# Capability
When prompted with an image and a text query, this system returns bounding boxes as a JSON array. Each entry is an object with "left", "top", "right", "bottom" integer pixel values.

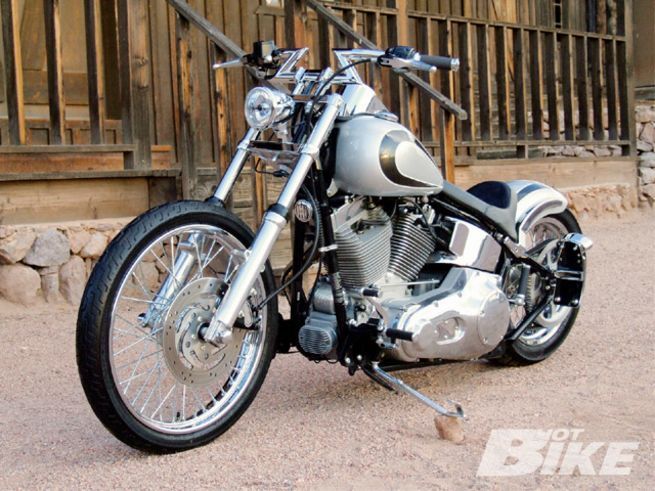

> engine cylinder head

[{"left": 388, "top": 211, "right": 436, "bottom": 281}]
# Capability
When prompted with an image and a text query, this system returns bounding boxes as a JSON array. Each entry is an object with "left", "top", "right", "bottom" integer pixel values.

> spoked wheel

[
  {"left": 77, "top": 201, "right": 278, "bottom": 453},
  {"left": 499, "top": 210, "right": 582, "bottom": 365}
]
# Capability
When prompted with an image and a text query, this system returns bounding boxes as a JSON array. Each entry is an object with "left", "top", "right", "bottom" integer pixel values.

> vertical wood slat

[
  {"left": 543, "top": 31, "right": 559, "bottom": 140},
  {"left": 458, "top": 22, "right": 476, "bottom": 145},
  {"left": 588, "top": 36, "right": 604, "bottom": 140},
  {"left": 438, "top": 19, "right": 456, "bottom": 183},
  {"left": 476, "top": 24, "right": 492, "bottom": 140},
  {"left": 84, "top": 0, "right": 105, "bottom": 144},
  {"left": 494, "top": 26, "right": 510, "bottom": 139},
  {"left": 0, "top": 0, "right": 26, "bottom": 144},
  {"left": 513, "top": 28, "right": 528, "bottom": 152},
  {"left": 575, "top": 35, "right": 590, "bottom": 140},
  {"left": 43, "top": 0, "right": 66, "bottom": 144},
  {"left": 175, "top": 13, "right": 196, "bottom": 199},
  {"left": 604, "top": 39, "right": 618, "bottom": 140},
  {"left": 529, "top": 29, "right": 543, "bottom": 139},
  {"left": 560, "top": 33, "right": 575, "bottom": 141},
  {"left": 286, "top": 0, "right": 307, "bottom": 48},
  {"left": 618, "top": 0, "right": 635, "bottom": 156}
]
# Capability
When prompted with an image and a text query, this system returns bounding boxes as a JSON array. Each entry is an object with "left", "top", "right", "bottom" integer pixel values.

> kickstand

[{"left": 366, "top": 362, "right": 466, "bottom": 420}]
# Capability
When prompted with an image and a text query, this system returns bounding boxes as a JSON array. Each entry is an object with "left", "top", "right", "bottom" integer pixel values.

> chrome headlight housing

[{"left": 244, "top": 87, "right": 294, "bottom": 130}]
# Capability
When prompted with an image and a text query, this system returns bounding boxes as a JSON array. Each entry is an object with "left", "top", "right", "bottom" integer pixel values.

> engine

[{"left": 297, "top": 196, "right": 510, "bottom": 362}]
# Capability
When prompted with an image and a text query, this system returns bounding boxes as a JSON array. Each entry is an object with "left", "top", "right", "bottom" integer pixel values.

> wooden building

[{"left": 0, "top": 0, "right": 642, "bottom": 237}]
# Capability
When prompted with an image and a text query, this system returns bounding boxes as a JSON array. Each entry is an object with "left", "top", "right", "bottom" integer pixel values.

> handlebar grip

[{"left": 419, "top": 55, "right": 460, "bottom": 72}]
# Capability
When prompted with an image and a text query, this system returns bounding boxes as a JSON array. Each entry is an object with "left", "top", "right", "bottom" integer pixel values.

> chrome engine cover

[{"left": 386, "top": 268, "right": 510, "bottom": 362}]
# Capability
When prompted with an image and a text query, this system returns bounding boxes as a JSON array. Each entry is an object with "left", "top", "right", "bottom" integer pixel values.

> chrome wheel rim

[
  {"left": 108, "top": 224, "right": 267, "bottom": 435},
  {"left": 518, "top": 217, "right": 572, "bottom": 347}
]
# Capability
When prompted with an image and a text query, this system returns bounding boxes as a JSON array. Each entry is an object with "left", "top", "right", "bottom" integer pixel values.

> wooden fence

[{"left": 0, "top": 0, "right": 637, "bottom": 231}]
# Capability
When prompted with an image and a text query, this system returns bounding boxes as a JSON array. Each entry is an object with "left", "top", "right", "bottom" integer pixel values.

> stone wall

[
  {"left": 636, "top": 103, "right": 655, "bottom": 205},
  {"left": 0, "top": 219, "right": 130, "bottom": 305}
]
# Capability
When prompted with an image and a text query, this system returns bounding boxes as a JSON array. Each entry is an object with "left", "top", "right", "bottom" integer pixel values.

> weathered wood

[
  {"left": 43, "top": 0, "right": 66, "bottom": 144},
  {"left": 560, "top": 33, "right": 575, "bottom": 141},
  {"left": 175, "top": 12, "right": 197, "bottom": 199},
  {"left": 543, "top": 31, "right": 559, "bottom": 140},
  {"left": 528, "top": 30, "right": 543, "bottom": 139},
  {"left": 476, "top": 24, "right": 492, "bottom": 140},
  {"left": 575, "top": 35, "right": 590, "bottom": 140},
  {"left": 619, "top": 0, "right": 636, "bottom": 156},
  {"left": 458, "top": 22, "right": 476, "bottom": 144},
  {"left": 439, "top": 110, "right": 456, "bottom": 183},
  {"left": 285, "top": 0, "right": 307, "bottom": 48},
  {"left": 494, "top": 26, "right": 510, "bottom": 139},
  {"left": 0, "top": 0, "right": 26, "bottom": 144},
  {"left": 305, "top": 0, "right": 467, "bottom": 119},
  {"left": 0, "top": 144, "right": 134, "bottom": 154},
  {"left": 604, "top": 39, "right": 618, "bottom": 140},
  {"left": 84, "top": 0, "right": 106, "bottom": 144},
  {"left": 588, "top": 37, "right": 604, "bottom": 140},
  {"left": 512, "top": 28, "right": 528, "bottom": 157}
]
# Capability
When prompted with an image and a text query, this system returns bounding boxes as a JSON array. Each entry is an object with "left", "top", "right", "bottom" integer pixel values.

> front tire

[
  {"left": 496, "top": 209, "right": 582, "bottom": 366},
  {"left": 76, "top": 201, "right": 278, "bottom": 453}
]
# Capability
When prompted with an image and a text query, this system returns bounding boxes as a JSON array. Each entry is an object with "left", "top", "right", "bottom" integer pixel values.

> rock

[
  {"left": 637, "top": 139, "right": 653, "bottom": 152},
  {"left": 80, "top": 232, "right": 108, "bottom": 259},
  {"left": 640, "top": 123, "right": 655, "bottom": 145},
  {"left": 0, "top": 229, "right": 36, "bottom": 264},
  {"left": 593, "top": 146, "right": 612, "bottom": 157},
  {"left": 640, "top": 153, "right": 655, "bottom": 167},
  {"left": 574, "top": 146, "right": 595, "bottom": 158},
  {"left": 23, "top": 229, "right": 70, "bottom": 267},
  {"left": 135, "top": 262, "right": 160, "bottom": 292},
  {"left": 67, "top": 229, "right": 91, "bottom": 255},
  {"left": 0, "top": 264, "right": 42, "bottom": 305},
  {"left": 562, "top": 145, "right": 577, "bottom": 157},
  {"left": 40, "top": 266, "right": 61, "bottom": 303},
  {"left": 434, "top": 415, "right": 465, "bottom": 444},
  {"left": 59, "top": 256, "right": 87, "bottom": 305},
  {"left": 636, "top": 105, "right": 655, "bottom": 123},
  {"left": 642, "top": 183, "right": 655, "bottom": 201},
  {"left": 639, "top": 167, "right": 655, "bottom": 185}
]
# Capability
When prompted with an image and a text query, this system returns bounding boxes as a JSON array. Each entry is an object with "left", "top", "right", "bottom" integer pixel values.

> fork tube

[
  {"left": 203, "top": 94, "right": 344, "bottom": 345},
  {"left": 212, "top": 128, "right": 259, "bottom": 203}
]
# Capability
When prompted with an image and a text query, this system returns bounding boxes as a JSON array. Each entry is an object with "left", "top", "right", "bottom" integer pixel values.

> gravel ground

[{"left": 1, "top": 211, "right": 653, "bottom": 490}]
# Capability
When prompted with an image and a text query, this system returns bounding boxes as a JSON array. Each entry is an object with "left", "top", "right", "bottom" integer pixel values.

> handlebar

[{"left": 419, "top": 54, "right": 460, "bottom": 72}]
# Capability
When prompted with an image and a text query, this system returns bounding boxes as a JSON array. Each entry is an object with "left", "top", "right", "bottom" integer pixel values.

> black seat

[{"left": 439, "top": 181, "right": 518, "bottom": 241}]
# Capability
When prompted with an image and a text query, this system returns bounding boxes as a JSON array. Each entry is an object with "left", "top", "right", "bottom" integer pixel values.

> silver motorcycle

[{"left": 76, "top": 41, "right": 592, "bottom": 452}]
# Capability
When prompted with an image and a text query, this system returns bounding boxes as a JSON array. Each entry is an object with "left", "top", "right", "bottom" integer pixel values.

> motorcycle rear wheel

[
  {"left": 76, "top": 201, "right": 278, "bottom": 453},
  {"left": 496, "top": 209, "right": 582, "bottom": 366}
]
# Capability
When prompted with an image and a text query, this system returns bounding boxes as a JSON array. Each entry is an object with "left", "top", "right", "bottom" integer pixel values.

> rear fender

[{"left": 506, "top": 180, "right": 568, "bottom": 247}]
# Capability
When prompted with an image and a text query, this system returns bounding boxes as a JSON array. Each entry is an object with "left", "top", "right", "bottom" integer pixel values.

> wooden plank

[
  {"left": 604, "top": 39, "right": 618, "bottom": 140},
  {"left": 0, "top": 0, "right": 26, "bottom": 144},
  {"left": 458, "top": 22, "right": 475, "bottom": 144},
  {"left": 175, "top": 12, "right": 197, "bottom": 199},
  {"left": 575, "top": 35, "right": 590, "bottom": 140},
  {"left": 84, "top": 0, "right": 106, "bottom": 144},
  {"left": 588, "top": 36, "right": 604, "bottom": 140},
  {"left": 560, "top": 33, "right": 575, "bottom": 141},
  {"left": 494, "top": 26, "right": 510, "bottom": 139},
  {"left": 455, "top": 158, "right": 637, "bottom": 191},
  {"left": 528, "top": 30, "right": 543, "bottom": 139},
  {"left": 618, "top": 0, "right": 636, "bottom": 156},
  {"left": 439, "top": 110, "right": 456, "bottom": 183},
  {"left": 513, "top": 28, "right": 528, "bottom": 157},
  {"left": 0, "top": 178, "right": 151, "bottom": 225},
  {"left": 476, "top": 24, "right": 492, "bottom": 140},
  {"left": 285, "top": 0, "right": 307, "bottom": 48},
  {"left": 43, "top": 0, "right": 66, "bottom": 144},
  {"left": 0, "top": 144, "right": 134, "bottom": 154},
  {"left": 543, "top": 31, "right": 559, "bottom": 140}
]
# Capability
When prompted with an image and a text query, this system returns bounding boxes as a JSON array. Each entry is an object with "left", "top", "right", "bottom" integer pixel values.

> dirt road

[{"left": 1, "top": 212, "right": 653, "bottom": 490}]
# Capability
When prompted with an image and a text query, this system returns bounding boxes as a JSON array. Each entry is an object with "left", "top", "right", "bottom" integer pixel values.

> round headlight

[{"left": 244, "top": 87, "right": 294, "bottom": 130}]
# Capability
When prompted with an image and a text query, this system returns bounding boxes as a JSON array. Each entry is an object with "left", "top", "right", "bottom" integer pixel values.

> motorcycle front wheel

[{"left": 76, "top": 201, "right": 278, "bottom": 453}]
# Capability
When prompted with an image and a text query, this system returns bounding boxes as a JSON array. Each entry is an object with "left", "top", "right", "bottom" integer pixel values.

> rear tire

[
  {"left": 495, "top": 209, "right": 582, "bottom": 366},
  {"left": 76, "top": 201, "right": 278, "bottom": 453}
]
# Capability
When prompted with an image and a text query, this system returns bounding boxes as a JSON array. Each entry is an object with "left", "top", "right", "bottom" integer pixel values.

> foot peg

[{"left": 366, "top": 362, "right": 465, "bottom": 419}]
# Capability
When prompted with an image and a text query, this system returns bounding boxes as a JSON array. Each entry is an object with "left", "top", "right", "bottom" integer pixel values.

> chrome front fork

[{"left": 201, "top": 94, "right": 344, "bottom": 345}]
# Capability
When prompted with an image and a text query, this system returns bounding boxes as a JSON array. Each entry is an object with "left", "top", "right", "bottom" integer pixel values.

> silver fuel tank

[{"left": 332, "top": 114, "right": 443, "bottom": 197}]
